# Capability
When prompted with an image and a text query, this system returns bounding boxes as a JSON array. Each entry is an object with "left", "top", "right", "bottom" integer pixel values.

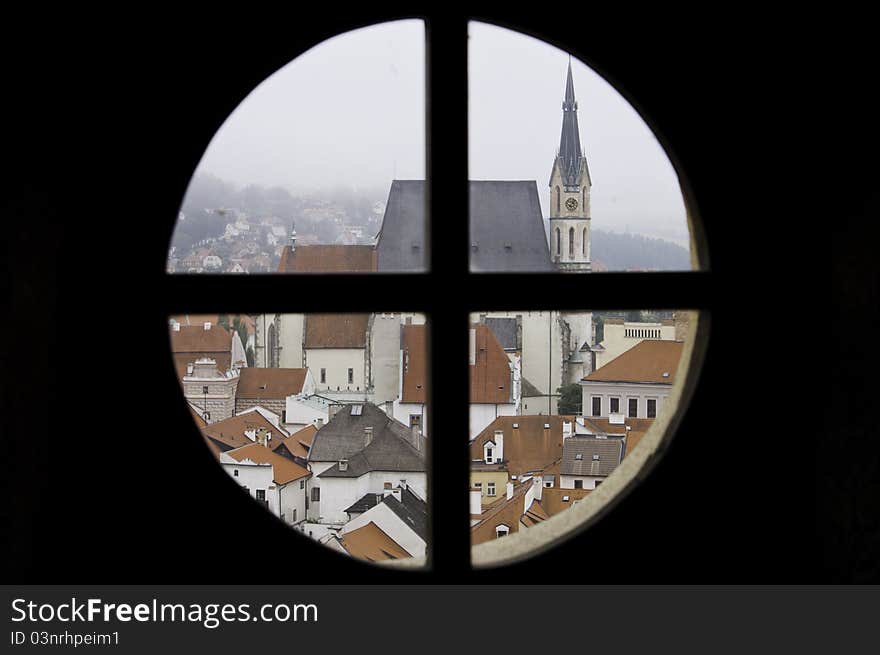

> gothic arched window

[
  {"left": 555, "top": 186, "right": 560, "bottom": 214},
  {"left": 556, "top": 227, "right": 561, "bottom": 256},
  {"left": 583, "top": 228, "right": 587, "bottom": 256},
  {"left": 267, "top": 322, "right": 278, "bottom": 369},
  {"left": 569, "top": 227, "right": 575, "bottom": 258}
]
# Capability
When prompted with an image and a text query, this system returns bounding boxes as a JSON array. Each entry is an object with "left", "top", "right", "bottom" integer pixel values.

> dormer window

[{"left": 495, "top": 524, "right": 510, "bottom": 538}]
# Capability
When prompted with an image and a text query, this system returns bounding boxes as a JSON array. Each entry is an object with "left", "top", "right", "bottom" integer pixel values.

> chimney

[
  {"left": 338, "top": 459, "right": 348, "bottom": 472},
  {"left": 563, "top": 421, "right": 573, "bottom": 439},
  {"left": 470, "top": 489, "right": 482, "bottom": 516},
  {"left": 364, "top": 426, "right": 373, "bottom": 446},
  {"left": 314, "top": 418, "right": 324, "bottom": 428},
  {"left": 391, "top": 487, "right": 402, "bottom": 503},
  {"left": 203, "top": 322, "right": 212, "bottom": 331},
  {"left": 673, "top": 310, "right": 690, "bottom": 342},
  {"left": 186, "top": 363, "right": 194, "bottom": 376},
  {"left": 328, "top": 404, "right": 342, "bottom": 420},
  {"left": 255, "top": 427, "right": 267, "bottom": 447},
  {"left": 534, "top": 477, "right": 543, "bottom": 501},
  {"left": 494, "top": 430, "right": 504, "bottom": 463},
  {"left": 385, "top": 400, "right": 394, "bottom": 416},
  {"left": 506, "top": 481, "right": 514, "bottom": 501}
]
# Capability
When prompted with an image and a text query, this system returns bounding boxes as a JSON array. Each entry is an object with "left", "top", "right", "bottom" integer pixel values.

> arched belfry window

[
  {"left": 166, "top": 16, "right": 707, "bottom": 575},
  {"left": 583, "top": 228, "right": 587, "bottom": 256}
]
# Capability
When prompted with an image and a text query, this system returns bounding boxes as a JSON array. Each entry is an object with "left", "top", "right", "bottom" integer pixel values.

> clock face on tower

[{"left": 565, "top": 197, "right": 578, "bottom": 211}]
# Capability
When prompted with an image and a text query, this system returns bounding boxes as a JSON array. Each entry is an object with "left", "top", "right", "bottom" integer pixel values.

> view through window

[{"left": 165, "top": 18, "right": 705, "bottom": 569}]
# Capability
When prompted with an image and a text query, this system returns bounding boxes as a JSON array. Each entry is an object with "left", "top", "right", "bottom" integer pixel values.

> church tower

[{"left": 549, "top": 60, "right": 592, "bottom": 273}]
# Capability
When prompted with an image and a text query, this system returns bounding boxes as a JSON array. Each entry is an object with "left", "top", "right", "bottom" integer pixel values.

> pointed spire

[{"left": 557, "top": 58, "right": 583, "bottom": 188}]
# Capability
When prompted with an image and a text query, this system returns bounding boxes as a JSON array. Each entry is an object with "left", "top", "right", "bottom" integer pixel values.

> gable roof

[
  {"left": 470, "top": 415, "right": 571, "bottom": 477},
  {"left": 375, "top": 180, "right": 427, "bottom": 272},
  {"left": 310, "top": 403, "right": 426, "bottom": 477},
  {"left": 560, "top": 436, "right": 625, "bottom": 477},
  {"left": 383, "top": 487, "right": 428, "bottom": 542},
  {"left": 374, "top": 180, "right": 554, "bottom": 273},
  {"left": 401, "top": 324, "right": 427, "bottom": 403},
  {"left": 484, "top": 317, "right": 518, "bottom": 351},
  {"left": 170, "top": 324, "right": 233, "bottom": 378},
  {"left": 170, "top": 324, "right": 231, "bottom": 353},
  {"left": 339, "top": 522, "right": 411, "bottom": 562},
  {"left": 304, "top": 313, "right": 369, "bottom": 349},
  {"left": 470, "top": 325, "right": 512, "bottom": 404},
  {"left": 224, "top": 443, "right": 311, "bottom": 485},
  {"left": 277, "top": 244, "right": 377, "bottom": 273},
  {"left": 236, "top": 367, "right": 308, "bottom": 399},
  {"left": 583, "top": 339, "right": 684, "bottom": 384},
  {"left": 201, "top": 410, "right": 287, "bottom": 452},
  {"left": 469, "top": 181, "right": 554, "bottom": 272}
]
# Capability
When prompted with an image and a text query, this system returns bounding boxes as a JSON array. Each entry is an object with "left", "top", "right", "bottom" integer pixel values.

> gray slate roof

[
  {"left": 374, "top": 180, "right": 554, "bottom": 272},
  {"left": 560, "top": 436, "right": 624, "bottom": 477},
  {"left": 375, "top": 180, "right": 428, "bottom": 272},
  {"left": 344, "top": 493, "right": 383, "bottom": 516},
  {"left": 383, "top": 487, "right": 428, "bottom": 541},
  {"left": 521, "top": 377, "right": 544, "bottom": 398},
  {"left": 312, "top": 403, "right": 426, "bottom": 477},
  {"left": 484, "top": 317, "right": 518, "bottom": 351}
]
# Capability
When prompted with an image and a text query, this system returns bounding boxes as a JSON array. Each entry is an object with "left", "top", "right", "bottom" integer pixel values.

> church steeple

[
  {"left": 548, "top": 58, "right": 592, "bottom": 273},
  {"left": 558, "top": 59, "right": 584, "bottom": 189}
]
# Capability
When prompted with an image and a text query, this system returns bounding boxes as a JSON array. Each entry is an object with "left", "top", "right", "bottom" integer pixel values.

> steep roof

[
  {"left": 383, "top": 487, "right": 428, "bottom": 542},
  {"left": 552, "top": 60, "right": 591, "bottom": 189},
  {"left": 560, "top": 436, "right": 624, "bottom": 477},
  {"left": 274, "top": 424, "right": 317, "bottom": 460},
  {"left": 484, "top": 317, "right": 518, "bottom": 351},
  {"left": 310, "top": 403, "right": 426, "bottom": 476},
  {"left": 339, "top": 522, "right": 411, "bottom": 562},
  {"left": 345, "top": 493, "right": 384, "bottom": 516},
  {"left": 304, "top": 313, "right": 369, "bottom": 349},
  {"left": 236, "top": 368, "right": 308, "bottom": 399},
  {"left": 374, "top": 180, "right": 553, "bottom": 273},
  {"left": 375, "top": 180, "right": 427, "bottom": 272},
  {"left": 224, "top": 443, "right": 311, "bottom": 485},
  {"left": 470, "top": 415, "right": 571, "bottom": 477},
  {"left": 170, "top": 324, "right": 231, "bottom": 353},
  {"left": 170, "top": 314, "right": 255, "bottom": 334},
  {"left": 277, "top": 244, "right": 377, "bottom": 273},
  {"left": 401, "top": 324, "right": 427, "bottom": 403},
  {"left": 583, "top": 339, "right": 684, "bottom": 384},
  {"left": 469, "top": 181, "right": 554, "bottom": 271},
  {"left": 470, "top": 325, "right": 513, "bottom": 404}
]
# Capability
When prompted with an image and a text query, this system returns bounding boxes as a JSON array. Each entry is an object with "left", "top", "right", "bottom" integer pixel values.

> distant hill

[{"left": 591, "top": 228, "right": 691, "bottom": 271}]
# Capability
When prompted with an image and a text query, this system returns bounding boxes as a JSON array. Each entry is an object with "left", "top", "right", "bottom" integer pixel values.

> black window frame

[{"left": 166, "top": 14, "right": 711, "bottom": 578}]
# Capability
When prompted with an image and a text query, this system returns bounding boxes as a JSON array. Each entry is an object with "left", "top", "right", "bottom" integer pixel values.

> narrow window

[
  {"left": 233, "top": 469, "right": 239, "bottom": 477},
  {"left": 348, "top": 368, "right": 354, "bottom": 384},
  {"left": 487, "top": 482, "right": 496, "bottom": 496},
  {"left": 647, "top": 398, "right": 657, "bottom": 418},
  {"left": 574, "top": 479, "right": 583, "bottom": 489},
  {"left": 311, "top": 487, "right": 320, "bottom": 502},
  {"left": 300, "top": 480, "right": 305, "bottom": 489},
  {"left": 582, "top": 228, "right": 587, "bottom": 256},
  {"left": 610, "top": 397, "right": 620, "bottom": 414},
  {"left": 628, "top": 398, "right": 638, "bottom": 418},
  {"left": 556, "top": 227, "right": 561, "bottom": 256},
  {"left": 591, "top": 396, "right": 601, "bottom": 417},
  {"left": 555, "top": 186, "right": 560, "bottom": 213},
  {"left": 569, "top": 227, "right": 574, "bottom": 258},
  {"left": 256, "top": 489, "right": 266, "bottom": 501},
  {"left": 320, "top": 368, "right": 326, "bottom": 384}
]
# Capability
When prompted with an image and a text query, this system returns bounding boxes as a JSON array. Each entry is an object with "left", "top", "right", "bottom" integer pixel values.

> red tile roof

[
  {"left": 277, "top": 245, "right": 377, "bottom": 273},
  {"left": 224, "top": 443, "right": 311, "bottom": 485},
  {"left": 236, "top": 368, "right": 308, "bottom": 399},
  {"left": 583, "top": 339, "right": 684, "bottom": 384},
  {"left": 304, "top": 314, "right": 369, "bottom": 349},
  {"left": 470, "top": 325, "right": 512, "bottom": 404}
]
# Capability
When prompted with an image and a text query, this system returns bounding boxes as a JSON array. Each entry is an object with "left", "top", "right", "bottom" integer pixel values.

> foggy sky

[{"left": 193, "top": 20, "right": 688, "bottom": 244}]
